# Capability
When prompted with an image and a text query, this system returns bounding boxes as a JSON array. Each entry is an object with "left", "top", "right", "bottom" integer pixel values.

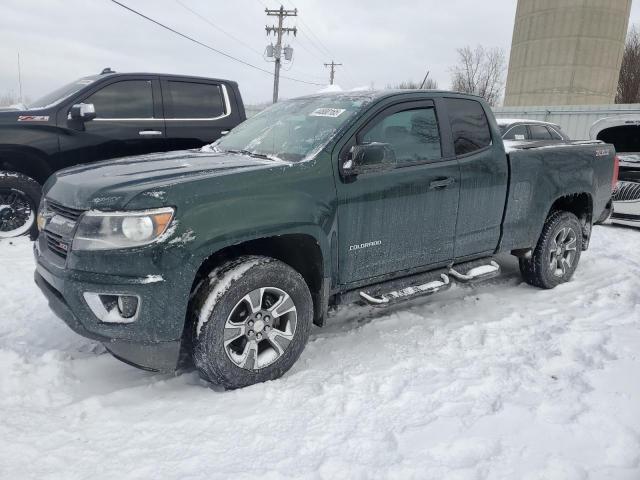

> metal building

[
  {"left": 493, "top": 104, "right": 640, "bottom": 140},
  {"left": 504, "top": 0, "right": 632, "bottom": 107}
]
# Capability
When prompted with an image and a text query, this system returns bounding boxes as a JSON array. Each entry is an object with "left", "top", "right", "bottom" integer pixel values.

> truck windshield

[
  {"left": 28, "top": 77, "right": 97, "bottom": 109},
  {"left": 213, "top": 95, "right": 372, "bottom": 161}
]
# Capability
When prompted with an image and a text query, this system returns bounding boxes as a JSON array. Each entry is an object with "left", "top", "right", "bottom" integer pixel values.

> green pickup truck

[{"left": 34, "top": 90, "right": 617, "bottom": 388}]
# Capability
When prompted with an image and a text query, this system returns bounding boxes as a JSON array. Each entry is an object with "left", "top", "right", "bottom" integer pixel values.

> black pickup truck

[
  {"left": 0, "top": 69, "right": 245, "bottom": 238},
  {"left": 34, "top": 90, "right": 617, "bottom": 389}
]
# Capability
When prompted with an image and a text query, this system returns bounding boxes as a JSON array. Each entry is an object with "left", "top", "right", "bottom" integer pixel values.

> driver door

[
  {"left": 334, "top": 99, "right": 460, "bottom": 285},
  {"left": 59, "top": 78, "right": 166, "bottom": 168}
]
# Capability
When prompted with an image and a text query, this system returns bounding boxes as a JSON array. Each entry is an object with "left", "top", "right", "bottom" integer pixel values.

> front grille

[
  {"left": 47, "top": 201, "right": 84, "bottom": 221},
  {"left": 45, "top": 231, "right": 70, "bottom": 259},
  {"left": 612, "top": 181, "right": 640, "bottom": 202}
]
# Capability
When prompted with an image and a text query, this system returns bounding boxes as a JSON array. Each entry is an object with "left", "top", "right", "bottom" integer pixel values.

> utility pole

[
  {"left": 17, "top": 52, "right": 23, "bottom": 104},
  {"left": 265, "top": 5, "right": 297, "bottom": 103},
  {"left": 324, "top": 61, "right": 342, "bottom": 85},
  {"left": 419, "top": 70, "right": 431, "bottom": 89}
]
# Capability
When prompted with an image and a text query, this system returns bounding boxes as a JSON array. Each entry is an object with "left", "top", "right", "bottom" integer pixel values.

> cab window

[
  {"left": 445, "top": 98, "right": 492, "bottom": 155},
  {"left": 85, "top": 80, "right": 154, "bottom": 119},
  {"left": 361, "top": 107, "right": 442, "bottom": 166},
  {"left": 530, "top": 125, "right": 553, "bottom": 140},
  {"left": 165, "top": 81, "right": 225, "bottom": 119},
  {"left": 503, "top": 125, "right": 529, "bottom": 140}
]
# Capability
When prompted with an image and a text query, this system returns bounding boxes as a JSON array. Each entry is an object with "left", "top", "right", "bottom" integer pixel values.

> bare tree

[
  {"left": 388, "top": 78, "right": 438, "bottom": 90},
  {"left": 0, "top": 91, "right": 19, "bottom": 107},
  {"left": 616, "top": 25, "right": 640, "bottom": 104},
  {"left": 450, "top": 45, "right": 506, "bottom": 106}
]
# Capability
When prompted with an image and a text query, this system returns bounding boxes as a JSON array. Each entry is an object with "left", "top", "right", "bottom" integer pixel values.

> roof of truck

[{"left": 298, "top": 89, "right": 485, "bottom": 101}]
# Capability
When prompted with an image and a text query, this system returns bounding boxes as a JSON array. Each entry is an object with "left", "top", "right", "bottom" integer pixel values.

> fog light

[
  {"left": 83, "top": 292, "right": 141, "bottom": 324},
  {"left": 117, "top": 295, "right": 138, "bottom": 319}
]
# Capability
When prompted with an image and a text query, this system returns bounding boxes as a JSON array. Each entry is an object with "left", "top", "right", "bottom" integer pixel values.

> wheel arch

[
  {"left": 546, "top": 192, "right": 594, "bottom": 250},
  {"left": 0, "top": 146, "right": 53, "bottom": 184},
  {"left": 188, "top": 232, "right": 329, "bottom": 329}
]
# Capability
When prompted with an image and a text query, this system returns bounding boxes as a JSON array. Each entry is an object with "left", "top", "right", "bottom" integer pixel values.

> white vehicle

[{"left": 591, "top": 116, "right": 640, "bottom": 228}]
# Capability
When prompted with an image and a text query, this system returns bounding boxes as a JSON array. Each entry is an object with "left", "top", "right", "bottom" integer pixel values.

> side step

[
  {"left": 353, "top": 258, "right": 500, "bottom": 308},
  {"left": 449, "top": 261, "right": 500, "bottom": 283},
  {"left": 359, "top": 274, "right": 450, "bottom": 306}
]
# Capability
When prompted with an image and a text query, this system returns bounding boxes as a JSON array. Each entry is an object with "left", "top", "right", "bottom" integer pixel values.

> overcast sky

[{"left": 2, "top": 0, "right": 639, "bottom": 105}]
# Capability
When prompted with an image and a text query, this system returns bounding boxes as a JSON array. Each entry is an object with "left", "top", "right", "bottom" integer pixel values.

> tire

[
  {"left": 191, "top": 255, "right": 313, "bottom": 389},
  {"left": 519, "top": 211, "right": 584, "bottom": 289},
  {"left": 0, "top": 172, "right": 41, "bottom": 239}
]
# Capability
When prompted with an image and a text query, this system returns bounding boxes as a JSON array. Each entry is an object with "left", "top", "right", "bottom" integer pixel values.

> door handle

[
  {"left": 138, "top": 130, "right": 163, "bottom": 136},
  {"left": 429, "top": 177, "right": 455, "bottom": 189}
]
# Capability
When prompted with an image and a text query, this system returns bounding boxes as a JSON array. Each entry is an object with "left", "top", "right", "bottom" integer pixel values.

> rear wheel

[
  {"left": 519, "top": 211, "right": 583, "bottom": 289},
  {"left": 191, "top": 256, "right": 313, "bottom": 389},
  {"left": 0, "top": 172, "right": 41, "bottom": 239}
]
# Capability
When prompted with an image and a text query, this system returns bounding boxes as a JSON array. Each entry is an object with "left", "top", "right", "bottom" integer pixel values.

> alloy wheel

[
  {"left": 549, "top": 227, "right": 577, "bottom": 277},
  {"left": 223, "top": 287, "right": 297, "bottom": 370}
]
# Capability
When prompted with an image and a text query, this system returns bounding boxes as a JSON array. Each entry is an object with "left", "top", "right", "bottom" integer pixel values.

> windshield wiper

[{"left": 225, "top": 149, "right": 276, "bottom": 160}]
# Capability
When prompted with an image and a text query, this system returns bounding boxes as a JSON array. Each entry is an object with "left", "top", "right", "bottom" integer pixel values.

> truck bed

[{"left": 500, "top": 141, "right": 615, "bottom": 253}]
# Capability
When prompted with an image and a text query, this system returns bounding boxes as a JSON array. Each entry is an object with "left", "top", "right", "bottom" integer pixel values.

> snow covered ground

[{"left": 1, "top": 226, "right": 639, "bottom": 480}]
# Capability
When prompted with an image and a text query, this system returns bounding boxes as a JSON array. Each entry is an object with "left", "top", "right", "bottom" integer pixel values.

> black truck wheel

[
  {"left": 0, "top": 172, "right": 41, "bottom": 239},
  {"left": 519, "top": 211, "right": 583, "bottom": 289},
  {"left": 191, "top": 255, "right": 313, "bottom": 389}
]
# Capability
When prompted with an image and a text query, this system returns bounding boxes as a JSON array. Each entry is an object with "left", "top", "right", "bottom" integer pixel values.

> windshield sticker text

[{"left": 310, "top": 108, "right": 346, "bottom": 118}]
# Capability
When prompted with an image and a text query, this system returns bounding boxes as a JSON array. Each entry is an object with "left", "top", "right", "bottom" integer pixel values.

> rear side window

[
  {"left": 86, "top": 80, "right": 154, "bottom": 119},
  {"left": 549, "top": 127, "right": 563, "bottom": 140},
  {"left": 503, "top": 125, "right": 528, "bottom": 140},
  {"left": 165, "top": 81, "right": 225, "bottom": 119},
  {"left": 530, "top": 125, "right": 553, "bottom": 140},
  {"left": 445, "top": 98, "right": 492, "bottom": 155}
]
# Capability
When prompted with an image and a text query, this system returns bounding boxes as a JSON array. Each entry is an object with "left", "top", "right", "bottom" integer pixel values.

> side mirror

[
  {"left": 342, "top": 143, "right": 396, "bottom": 176},
  {"left": 69, "top": 103, "right": 96, "bottom": 122}
]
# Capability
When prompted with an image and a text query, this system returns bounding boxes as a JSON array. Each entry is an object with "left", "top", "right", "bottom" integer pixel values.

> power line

[
  {"left": 285, "top": 0, "right": 334, "bottom": 58},
  {"left": 283, "top": 0, "right": 359, "bottom": 86},
  {"left": 109, "top": 0, "right": 324, "bottom": 86},
  {"left": 174, "top": 0, "right": 264, "bottom": 58}
]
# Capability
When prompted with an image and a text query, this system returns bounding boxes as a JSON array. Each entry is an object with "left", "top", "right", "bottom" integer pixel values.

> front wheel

[
  {"left": 0, "top": 172, "right": 41, "bottom": 239},
  {"left": 519, "top": 211, "right": 584, "bottom": 289},
  {"left": 191, "top": 256, "right": 313, "bottom": 389}
]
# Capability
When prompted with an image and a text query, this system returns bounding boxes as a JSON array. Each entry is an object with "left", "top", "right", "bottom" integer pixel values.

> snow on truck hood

[{"left": 45, "top": 149, "right": 288, "bottom": 210}]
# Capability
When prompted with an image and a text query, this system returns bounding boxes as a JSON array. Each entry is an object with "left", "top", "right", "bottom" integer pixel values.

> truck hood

[{"left": 46, "top": 149, "right": 288, "bottom": 210}]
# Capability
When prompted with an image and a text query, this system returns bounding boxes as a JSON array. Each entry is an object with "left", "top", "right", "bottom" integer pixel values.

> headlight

[
  {"left": 37, "top": 198, "right": 46, "bottom": 232},
  {"left": 72, "top": 207, "right": 175, "bottom": 251}
]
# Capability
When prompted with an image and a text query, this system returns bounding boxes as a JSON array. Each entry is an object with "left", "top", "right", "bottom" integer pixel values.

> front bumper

[{"left": 34, "top": 244, "right": 189, "bottom": 373}]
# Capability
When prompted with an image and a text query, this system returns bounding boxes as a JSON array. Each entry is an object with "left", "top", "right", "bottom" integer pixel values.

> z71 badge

[
  {"left": 18, "top": 115, "right": 49, "bottom": 122},
  {"left": 595, "top": 148, "right": 611, "bottom": 157}
]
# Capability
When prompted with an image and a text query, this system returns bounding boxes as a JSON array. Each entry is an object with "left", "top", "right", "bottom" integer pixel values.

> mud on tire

[
  {"left": 190, "top": 255, "right": 313, "bottom": 389},
  {"left": 519, "top": 211, "right": 584, "bottom": 289}
]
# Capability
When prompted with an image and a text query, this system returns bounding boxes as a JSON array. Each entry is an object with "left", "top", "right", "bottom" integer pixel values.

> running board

[
  {"left": 448, "top": 261, "right": 500, "bottom": 283},
  {"left": 359, "top": 274, "right": 450, "bottom": 306}
]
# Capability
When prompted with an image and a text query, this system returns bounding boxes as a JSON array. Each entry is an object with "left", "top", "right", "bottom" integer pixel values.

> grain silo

[{"left": 504, "top": 0, "right": 632, "bottom": 107}]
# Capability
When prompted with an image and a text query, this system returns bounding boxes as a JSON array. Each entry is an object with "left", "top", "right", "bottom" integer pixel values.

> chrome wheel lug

[
  {"left": 248, "top": 320, "right": 254, "bottom": 327},
  {"left": 264, "top": 315, "right": 271, "bottom": 322},
  {"left": 264, "top": 325, "right": 271, "bottom": 332},
  {"left": 255, "top": 313, "right": 262, "bottom": 319},
  {"left": 248, "top": 330, "right": 255, "bottom": 337},
  {"left": 256, "top": 333, "right": 263, "bottom": 340}
]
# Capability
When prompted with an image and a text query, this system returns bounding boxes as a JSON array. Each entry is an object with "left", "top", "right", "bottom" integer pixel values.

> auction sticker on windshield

[{"left": 310, "top": 108, "right": 346, "bottom": 118}]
